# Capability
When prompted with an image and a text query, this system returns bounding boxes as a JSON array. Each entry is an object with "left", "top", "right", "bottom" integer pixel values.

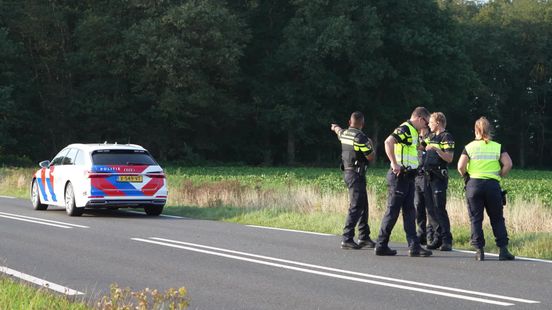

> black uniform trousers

[
  {"left": 342, "top": 170, "right": 370, "bottom": 242},
  {"left": 376, "top": 170, "right": 419, "bottom": 249},
  {"left": 414, "top": 175, "right": 435, "bottom": 241},
  {"left": 424, "top": 172, "right": 452, "bottom": 244},
  {"left": 465, "top": 179, "right": 509, "bottom": 248}
]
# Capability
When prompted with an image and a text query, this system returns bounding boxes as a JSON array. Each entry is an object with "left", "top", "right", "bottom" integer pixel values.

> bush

[
  {"left": 0, "top": 155, "right": 34, "bottom": 167},
  {"left": 95, "top": 283, "right": 190, "bottom": 310}
]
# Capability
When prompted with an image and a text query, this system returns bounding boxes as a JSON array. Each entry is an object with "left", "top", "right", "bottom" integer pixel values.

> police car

[{"left": 30, "top": 143, "right": 167, "bottom": 216}]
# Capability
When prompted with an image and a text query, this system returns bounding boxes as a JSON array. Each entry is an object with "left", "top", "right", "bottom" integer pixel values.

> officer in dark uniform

[
  {"left": 375, "top": 107, "right": 432, "bottom": 257},
  {"left": 414, "top": 126, "right": 434, "bottom": 245},
  {"left": 458, "top": 117, "right": 515, "bottom": 261},
  {"left": 423, "top": 112, "right": 454, "bottom": 251},
  {"left": 331, "top": 111, "right": 375, "bottom": 250}
]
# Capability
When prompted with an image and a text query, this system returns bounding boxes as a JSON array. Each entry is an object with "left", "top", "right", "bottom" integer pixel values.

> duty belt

[
  {"left": 343, "top": 165, "right": 367, "bottom": 174},
  {"left": 424, "top": 166, "right": 449, "bottom": 180},
  {"left": 398, "top": 166, "right": 418, "bottom": 178}
]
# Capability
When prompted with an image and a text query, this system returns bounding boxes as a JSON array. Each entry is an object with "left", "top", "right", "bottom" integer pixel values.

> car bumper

[{"left": 85, "top": 199, "right": 166, "bottom": 208}]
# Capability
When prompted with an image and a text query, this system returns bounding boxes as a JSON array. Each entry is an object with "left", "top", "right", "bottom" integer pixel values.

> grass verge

[
  {"left": 0, "top": 275, "right": 190, "bottom": 309},
  {"left": 0, "top": 276, "right": 89, "bottom": 309},
  {"left": 2, "top": 166, "right": 551, "bottom": 260}
]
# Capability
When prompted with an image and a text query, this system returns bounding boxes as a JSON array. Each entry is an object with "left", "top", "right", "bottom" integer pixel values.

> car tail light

[
  {"left": 146, "top": 172, "right": 165, "bottom": 179},
  {"left": 85, "top": 171, "right": 108, "bottom": 178}
]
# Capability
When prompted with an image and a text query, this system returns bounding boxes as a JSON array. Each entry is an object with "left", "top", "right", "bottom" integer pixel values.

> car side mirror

[{"left": 39, "top": 160, "right": 50, "bottom": 168}]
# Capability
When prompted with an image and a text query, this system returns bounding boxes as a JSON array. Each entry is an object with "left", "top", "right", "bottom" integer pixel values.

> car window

[
  {"left": 92, "top": 150, "right": 157, "bottom": 165},
  {"left": 74, "top": 150, "right": 86, "bottom": 166},
  {"left": 51, "top": 149, "right": 70, "bottom": 166},
  {"left": 62, "top": 148, "right": 78, "bottom": 165}
]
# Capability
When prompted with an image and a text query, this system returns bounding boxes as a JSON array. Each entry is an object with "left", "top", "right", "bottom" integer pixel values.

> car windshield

[{"left": 91, "top": 150, "right": 157, "bottom": 166}]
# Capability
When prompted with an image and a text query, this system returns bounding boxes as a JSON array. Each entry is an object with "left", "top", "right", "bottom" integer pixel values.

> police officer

[
  {"left": 415, "top": 126, "right": 434, "bottom": 245},
  {"left": 423, "top": 112, "right": 454, "bottom": 251},
  {"left": 457, "top": 117, "right": 515, "bottom": 261},
  {"left": 331, "top": 111, "right": 375, "bottom": 250},
  {"left": 375, "top": 107, "right": 432, "bottom": 257}
]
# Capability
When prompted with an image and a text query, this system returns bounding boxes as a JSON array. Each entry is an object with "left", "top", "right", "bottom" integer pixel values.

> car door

[
  {"left": 67, "top": 148, "right": 88, "bottom": 207},
  {"left": 42, "top": 148, "right": 69, "bottom": 205},
  {"left": 54, "top": 148, "right": 78, "bottom": 207}
]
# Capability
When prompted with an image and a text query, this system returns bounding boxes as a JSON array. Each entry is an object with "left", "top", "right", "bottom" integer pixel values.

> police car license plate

[{"left": 118, "top": 175, "right": 143, "bottom": 183}]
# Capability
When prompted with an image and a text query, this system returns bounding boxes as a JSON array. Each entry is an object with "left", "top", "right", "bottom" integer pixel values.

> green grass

[
  {"left": 165, "top": 166, "right": 552, "bottom": 207},
  {"left": 2, "top": 166, "right": 551, "bottom": 259},
  {"left": 0, "top": 276, "right": 89, "bottom": 310}
]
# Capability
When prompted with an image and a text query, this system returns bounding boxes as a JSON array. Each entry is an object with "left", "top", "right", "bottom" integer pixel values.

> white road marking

[
  {"left": 133, "top": 237, "right": 540, "bottom": 306},
  {"left": 0, "top": 195, "right": 16, "bottom": 199},
  {"left": 150, "top": 237, "right": 539, "bottom": 304},
  {"left": 0, "top": 212, "right": 89, "bottom": 229},
  {"left": 453, "top": 249, "right": 552, "bottom": 264},
  {"left": 158, "top": 214, "right": 185, "bottom": 219},
  {"left": 0, "top": 214, "right": 71, "bottom": 228},
  {"left": 124, "top": 210, "right": 185, "bottom": 219},
  {"left": 246, "top": 225, "right": 333, "bottom": 236},
  {"left": 0, "top": 266, "right": 84, "bottom": 296}
]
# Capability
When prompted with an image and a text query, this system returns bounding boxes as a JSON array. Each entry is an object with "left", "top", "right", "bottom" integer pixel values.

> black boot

[
  {"left": 499, "top": 247, "right": 515, "bottom": 261},
  {"left": 475, "top": 248, "right": 484, "bottom": 261},
  {"left": 409, "top": 245, "right": 432, "bottom": 257},
  {"left": 426, "top": 239, "right": 442, "bottom": 250},
  {"left": 375, "top": 246, "right": 397, "bottom": 256},
  {"left": 341, "top": 240, "right": 360, "bottom": 250},
  {"left": 357, "top": 238, "right": 376, "bottom": 249},
  {"left": 439, "top": 243, "right": 452, "bottom": 251}
]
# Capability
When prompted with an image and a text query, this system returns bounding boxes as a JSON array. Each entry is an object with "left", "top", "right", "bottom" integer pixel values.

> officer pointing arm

[
  {"left": 331, "top": 112, "right": 376, "bottom": 250},
  {"left": 331, "top": 123, "right": 374, "bottom": 162}
]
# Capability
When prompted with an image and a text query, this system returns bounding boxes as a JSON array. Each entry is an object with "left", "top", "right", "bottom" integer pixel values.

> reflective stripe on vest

[
  {"left": 465, "top": 140, "right": 501, "bottom": 181},
  {"left": 394, "top": 121, "right": 419, "bottom": 169}
]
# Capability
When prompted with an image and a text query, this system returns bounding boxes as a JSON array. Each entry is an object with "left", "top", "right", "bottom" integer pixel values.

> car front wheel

[
  {"left": 31, "top": 179, "right": 48, "bottom": 210},
  {"left": 65, "top": 183, "right": 83, "bottom": 216}
]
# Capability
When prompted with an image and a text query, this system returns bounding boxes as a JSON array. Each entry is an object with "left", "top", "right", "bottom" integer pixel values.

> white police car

[{"left": 30, "top": 143, "right": 167, "bottom": 216}]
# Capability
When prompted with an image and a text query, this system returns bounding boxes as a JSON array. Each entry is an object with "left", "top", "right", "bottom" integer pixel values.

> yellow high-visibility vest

[
  {"left": 465, "top": 140, "right": 502, "bottom": 181},
  {"left": 394, "top": 121, "right": 419, "bottom": 168}
]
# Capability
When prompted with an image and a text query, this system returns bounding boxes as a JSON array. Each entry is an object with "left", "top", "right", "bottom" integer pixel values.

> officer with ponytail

[{"left": 457, "top": 117, "right": 515, "bottom": 261}]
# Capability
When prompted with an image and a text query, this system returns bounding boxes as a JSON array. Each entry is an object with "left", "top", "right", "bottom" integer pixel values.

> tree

[{"left": 462, "top": 0, "right": 552, "bottom": 167}]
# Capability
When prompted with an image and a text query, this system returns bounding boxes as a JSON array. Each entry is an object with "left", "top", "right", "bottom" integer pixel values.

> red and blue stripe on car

[{"left": 88, "top": 165, "right": 165, "bottom": 197}]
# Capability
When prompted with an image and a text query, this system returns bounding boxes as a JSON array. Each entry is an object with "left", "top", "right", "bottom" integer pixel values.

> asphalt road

[{"left": 0, "top": 197, "right": 550, "bottom": 309}]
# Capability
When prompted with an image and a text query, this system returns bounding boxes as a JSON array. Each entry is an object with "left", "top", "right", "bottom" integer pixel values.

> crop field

[
  {"left": 165, "top": 166, "right": 552, "bottom": 207},
  {"left": 1, "top": 166, "right": 551, "bottom": 259}
]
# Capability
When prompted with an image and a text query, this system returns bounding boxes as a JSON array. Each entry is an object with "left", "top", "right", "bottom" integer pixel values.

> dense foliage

[{"left": 0, "top": 0, "right": 550, "bottom": 168}]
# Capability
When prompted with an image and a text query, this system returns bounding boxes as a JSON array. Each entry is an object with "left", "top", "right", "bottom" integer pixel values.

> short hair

[
  {"left": 411, "top": 106, "right": 430, "bottom": 119},
  {"left": 351, "top": 111, "right": 364, "bottom": 122},
  {"left": 475, "top": 116, "right": 493, "bottom": 143},
  {"left": 430, "top": 112, "right": 447, "bottom": 128}
]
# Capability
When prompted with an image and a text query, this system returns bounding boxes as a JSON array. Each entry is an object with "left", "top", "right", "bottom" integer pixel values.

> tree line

[{"left": 0, "top": 0, "right": 550, "bottom": 168}]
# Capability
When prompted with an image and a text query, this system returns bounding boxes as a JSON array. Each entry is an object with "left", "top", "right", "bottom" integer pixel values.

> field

[{"left": 1, "top": 166, "right": 551, "bottom": 259}]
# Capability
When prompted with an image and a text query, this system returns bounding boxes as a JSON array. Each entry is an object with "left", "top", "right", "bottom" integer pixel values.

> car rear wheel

[
  {"left": 31, "top": 179, "right": 48, "bottom": 210},
  {"left": 144, "top": 205, "right": 163, "bottom": 216},
  {"left": 65, "top": 183, "right": 83, "bottom": 216}
]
